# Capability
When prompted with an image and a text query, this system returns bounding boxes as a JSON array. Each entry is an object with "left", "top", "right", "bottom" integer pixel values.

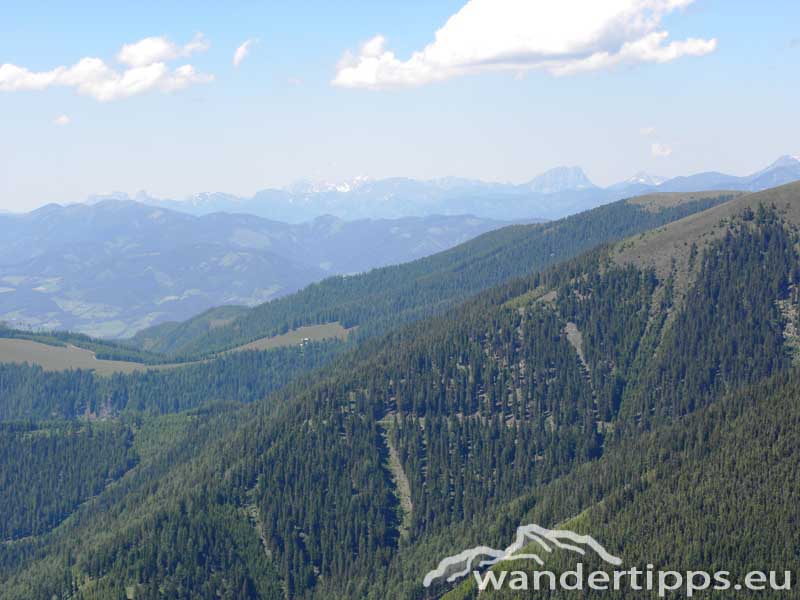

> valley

[
  {"left": 0, "top": 205, "right": 521, "bottom": 338},
  {"left": 3, "top": 7, "right": 796, "bottom": 599},
  {"left": 1, "top": 182, "right": 799, "bottom": 598},
  {"left": 129, "top": 190, "right": 733, "bottom": 359}
]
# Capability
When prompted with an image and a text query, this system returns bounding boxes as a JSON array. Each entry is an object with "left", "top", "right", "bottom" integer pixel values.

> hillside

[
  {"left": 0, "top": 203, "right": 516, "bottom": 337},
  {"left": 130, "top": 191, "right": 736, "bottom": 357},
  {"left": 429, "top": 370, "right": 800, "bottom": 599},
  {"left": 1, "top": 183, "right": 798, "bottom": 599},
  {"left": 0, "top": 190, "right": 734, "bottom": 418},
  {"left": 617, "top": 180, "right": 800, "bottom": 273}
]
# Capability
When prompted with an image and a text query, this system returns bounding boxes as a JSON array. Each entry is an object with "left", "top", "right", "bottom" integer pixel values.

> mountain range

[
  {"left": 1, "top": 181, "right": 799, "bottom": 599},
  {"left": 0, "top": 202, "right": 523, "bottom": 338},
  {"left": 100, "top": 154, "right": 800, "bottom": 222},
  {"left": 3, "top": 155, "right": 797, "bottom": 340},
  {"left": 127, "top": 190, "right": 734, "bottom": 357}
]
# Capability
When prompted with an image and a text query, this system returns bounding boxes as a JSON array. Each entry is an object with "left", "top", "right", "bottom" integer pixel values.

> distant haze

[
  {"left": 1, "top": 3, "right": 799, "bottom": 211},
  {"left": 81, "top": 155, "right": 800, "bottom": 223},
  {"left": 0, "top": 203, "right": 524, "bottom": 337}
]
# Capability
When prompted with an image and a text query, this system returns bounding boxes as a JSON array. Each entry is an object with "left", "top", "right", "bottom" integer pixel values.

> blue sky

[{"left": 1, "top": 0, "right": 798, "bottom": 211}]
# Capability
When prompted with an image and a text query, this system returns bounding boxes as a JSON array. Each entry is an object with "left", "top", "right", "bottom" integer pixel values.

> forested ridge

[
  {"left": 128, "top": 192, "right": 733, "bottom": 358},
  {"left": 0, "top": 192, "right": 728, "bottom": 421},
  {"left": 0, "top": 187, "right": 799, "bottom": 599}
]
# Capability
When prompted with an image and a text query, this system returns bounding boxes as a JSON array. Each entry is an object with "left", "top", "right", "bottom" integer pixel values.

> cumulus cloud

[
  {"left": 651, "top": 142, "right": 673, "bottom": 157},
  {"left": 333, "top": 0, "right": 717, "bottom": 89},
  {"left": 233, "top": 39, "right": 256, "bottom": 68},
  {"left": 0, "top": 34, "right": 212, "bottom": 102},
  {"left": 53, "top": 115, "right": 70, "bottom": 126}
]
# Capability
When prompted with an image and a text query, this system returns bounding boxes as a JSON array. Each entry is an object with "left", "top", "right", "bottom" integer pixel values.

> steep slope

[
  {"left": 424, "top": 370, "right": 800, "bottom": 599},
  {"left": 132, "top": 191, "right": 735, "bottom": 357},
  {"left": 2, "top": 184, "right": 799, "bottom": 599}
]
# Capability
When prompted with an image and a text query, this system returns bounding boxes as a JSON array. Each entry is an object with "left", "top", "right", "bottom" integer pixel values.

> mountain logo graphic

[{"left": 423, "top": 524, "right": 623, "bottom": 588}]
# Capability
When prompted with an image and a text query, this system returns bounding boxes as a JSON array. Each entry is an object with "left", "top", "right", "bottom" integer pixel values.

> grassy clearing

[
  {"left": 0, "top": 322, "right": 352, "bottom": 375},
  {"left": 626, "top": 190, "right": 741, "bottom": 213},
  {"left": 0, "top": 339, "right": 153, "bottom": 376},
  {"left": 224, "top": 322, "right": 352, "bottom": 353},
  {"left": 616, "top": 183, "right": 800, "bottom": 278}
]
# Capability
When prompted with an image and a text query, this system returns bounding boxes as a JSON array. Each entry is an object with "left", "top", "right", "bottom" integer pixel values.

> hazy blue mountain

[
  {"left": 655, "top": 171, "right": 741, "bottom": 192},
  {"left": 630, "top": 155, "right": 800, "bottom": 194},
  {"left": 525, "top": 165, "right": 596, "bottom": 193},
  {"left": 0, "top": 202, "right": 521, "bottom": 338},
  {"left": 139, "top": 170, "right": 602, "bottom": 222},
  {"left": 608, "top": 171, "right": 667, "bottom": 190},
  {"left": 746, "top": 163, "right": 800, "bottom": 190},
  {"left": 750, "top": 154, "right": 800, "bottom": 178},
  {"left": 130, "top": 156, "right": 800, "bottom": 223}
]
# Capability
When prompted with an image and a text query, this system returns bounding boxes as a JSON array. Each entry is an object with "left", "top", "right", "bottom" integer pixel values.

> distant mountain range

[
  {"left": 87, "top": 155, "right": 800, "bottom": 223},
  {"left": 2, "top": 155, "right": 797, "bottom": 338},
  {"left": 608, "top": 171, "right": 668, "bottom": 190},
  {"left": 0, "top": 202, "right": 524, "bottom": 338}
]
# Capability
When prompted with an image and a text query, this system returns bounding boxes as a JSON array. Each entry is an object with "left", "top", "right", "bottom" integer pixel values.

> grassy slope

[
  {"left": 616, "top": 181, "right": 800, "bottom": 275},
  {"left": 228, "top": 322, "right": 351, "bottom": 352},
  {"left": 0, "top": 338, "right": 155, "bottom": 375},
  {"left": 0, "top": 323, "right": 352, "bottom": 375}
]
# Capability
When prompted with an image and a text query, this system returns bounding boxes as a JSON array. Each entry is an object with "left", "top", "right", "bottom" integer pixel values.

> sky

[{"left": 1, "top": 0, "right": 799, "bottom": 211}]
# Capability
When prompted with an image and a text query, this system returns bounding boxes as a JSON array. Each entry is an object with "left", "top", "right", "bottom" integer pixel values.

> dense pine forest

[
  {"left": 1, "top": 184, "right": 799, "bottom": 599},
  {"left": 0, "top": 340, "right": 342, "bottom": 420}
]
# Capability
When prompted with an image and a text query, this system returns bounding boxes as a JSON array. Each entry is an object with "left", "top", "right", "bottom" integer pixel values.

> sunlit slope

[{"left": 617, "top": 181, "right": 800, "bottom": 274}]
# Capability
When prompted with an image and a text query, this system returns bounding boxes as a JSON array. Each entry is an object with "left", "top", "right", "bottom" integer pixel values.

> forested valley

[{"left": 1, "top": 184, "right": 799, "bottom": 598}]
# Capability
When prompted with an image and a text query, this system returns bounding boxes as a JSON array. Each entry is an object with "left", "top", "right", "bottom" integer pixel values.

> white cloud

[
  {"left": 640, "top": 126, "right": 656, "bottom": 136},
  {"left": 0, "top": 34, "right": 212, "bottom": 102},
  {"left": 233, "top": 39, "right": 256, "bottom": 68},
  {"left": 183, "top": 33, "right": 211, "bottom": 56},
  {"left": 117, "top": 33, "right": 209, "bottom": 67},
  {"left": 333, "top": 0, "right": 717, "bottom": 89},
  {"left": 53, "top": 114, "right": 70, "bottom": 126},
  {"left": 118, "top": 37, "right": 175, "bottom": 67},
  {"left": 651, "top": 142, "right": 673, "bottom": 157}
]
